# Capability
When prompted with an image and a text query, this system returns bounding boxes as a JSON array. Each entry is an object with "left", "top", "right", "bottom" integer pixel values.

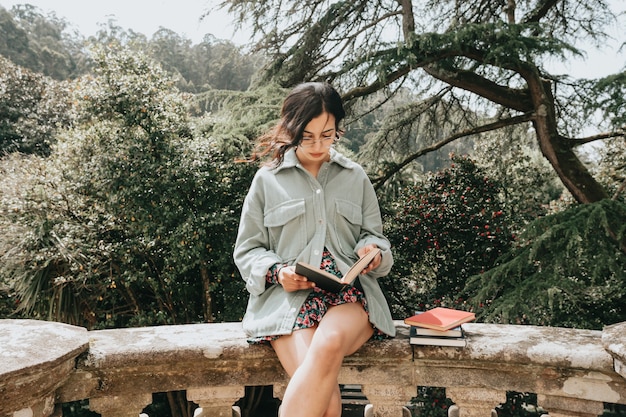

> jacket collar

[{"left": 272, "top": 148, "right": 356, "bottom": 173}]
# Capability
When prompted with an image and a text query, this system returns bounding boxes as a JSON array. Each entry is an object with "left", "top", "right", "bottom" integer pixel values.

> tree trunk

[
  {"left": 522, "top": 68, "right": 609, "bottom": 203},
  {"left": 200, "top": 266, "right": 214, "bottom": 322}
]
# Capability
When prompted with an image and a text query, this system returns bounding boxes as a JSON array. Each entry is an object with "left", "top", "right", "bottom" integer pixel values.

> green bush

[{"left": 383, "top": 154, "right": 515, "bottom": 317}]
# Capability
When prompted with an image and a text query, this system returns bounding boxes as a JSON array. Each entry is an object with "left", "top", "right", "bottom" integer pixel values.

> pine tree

[{"left": 465, "top": 199, "right": 626, "bottom": 329}]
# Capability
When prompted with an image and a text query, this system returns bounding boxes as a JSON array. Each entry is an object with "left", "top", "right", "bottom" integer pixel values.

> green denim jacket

[{"left": 233, "top": 148, "right": 396, "bottom": 338}]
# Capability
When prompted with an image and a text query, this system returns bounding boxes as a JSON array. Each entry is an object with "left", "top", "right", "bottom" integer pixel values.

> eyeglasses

[{"left": 299, "top": 136, "right": 336, "bottom": 148}]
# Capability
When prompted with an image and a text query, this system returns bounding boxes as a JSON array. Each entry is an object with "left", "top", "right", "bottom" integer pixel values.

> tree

[
  {"left": 352, "top": 88, "right": 476, "bottom": 181},
  {"left": 1, "top": 43, "right": 265, "bottom": 417},
  {"left": 0, "top": 45, "right": 256, "bottom": 328},
  {"left": 465, "top": 198, "right": 626, "bottom": 329},
  {"left": 0, "top": 56, "right": 72, "bottom": 155},
  {"left": 221, "top": 0, "right": 625, "bottom": 204},
  {"left": 0, "top": 4, "right": 86, "bottom": 79}
]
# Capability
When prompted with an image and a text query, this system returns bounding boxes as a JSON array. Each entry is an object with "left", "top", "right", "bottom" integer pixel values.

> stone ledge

[
  {"left": 603, "top": 321, "right": 626, "bottom": 379},
  {"left": 2, "top": 319, "right": 626, "bottom": 417},
  {"left": 75, "top": 321, "right": 615, "bottom": 371},
  {"left": 0, "top": 319, "right": 89, "bottom": 415}
]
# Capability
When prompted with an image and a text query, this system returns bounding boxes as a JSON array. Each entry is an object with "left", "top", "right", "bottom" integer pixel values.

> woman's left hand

[{"left": 357, "top": 244, "right": 381, "bottom": 274}]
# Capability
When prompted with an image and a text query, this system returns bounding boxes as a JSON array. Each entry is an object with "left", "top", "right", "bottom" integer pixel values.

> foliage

[
  {"left": 0, "top": 4, "right": 86, "bottom": 79},
  {"left": 591, "top": 136, "right": 626, "bottom": 204},
  {"left": 0, "top": 151, "right": 110, "bottom": 326},
  {"left": 0, "top": 4, "right": 263, "bottom": 97},
  {"left": 495, "top": 392, "right": 545, "bottom": 417},
  {"left": 471, "top": 121, "right": 566, "bottom": 229},
  {"left": 465, "top": 199, "right": 626, "bottom": 329},
  {"left": 585, "top": 72, "right": 626, "bottom": 129},
  {"left": 408, "top": 387, "right": 452, "bottom": 417},
  {"left": 92, "top": 21, "right": 264, "bottom": 94},
  {"left": 383, "top": 155, "right": 515, "bottom": 317},
  {"left": 196, "top": 82, "right": 287, "bottom": 142},
  {"left": 354, "top": 88, "right": 476, "bottom": 192},
  {"left": 224, "top": 0, "right": 624, "bottom": 204},
  {"left": 0, "top": 45, "right": 256, "bottom": 328},
  {"left": 0, "top": 56, "right": 73, "bottom": 156},
  {"left": 409, "top": 389, "right": 545, "bottom": 417}
]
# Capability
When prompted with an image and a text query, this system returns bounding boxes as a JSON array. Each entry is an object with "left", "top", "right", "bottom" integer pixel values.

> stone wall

[{"left": 1, "top": 319, "right": 626, "bottom": 417}]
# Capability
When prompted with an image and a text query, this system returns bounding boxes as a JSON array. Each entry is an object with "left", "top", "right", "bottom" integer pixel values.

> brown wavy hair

[{"left": 245, "top": 82, "right": 346, "bottom": 166}]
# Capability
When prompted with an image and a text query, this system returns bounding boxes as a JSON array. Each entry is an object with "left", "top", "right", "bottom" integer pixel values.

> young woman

[{"left": 233, "top": 82, "right": 395, "bottom": 417}]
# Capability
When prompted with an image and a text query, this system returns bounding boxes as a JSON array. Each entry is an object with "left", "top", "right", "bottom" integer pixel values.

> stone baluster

[
  {"left": 89, "top": 394, "right": 153, "bottom": 417},
  {"left": 538, "top": 395, "right": 604, "bottom": 417},
  {"left": 361, "top": 384, "right": 414, "bottom": 417},
  {"left": 11, "top": 397, "right": 56, "bottom": 417},
  {"left": 187, "top": 386, "right": 245, "bottom": 417},
  {"left": 446, "top": 387, "right": 506, "bottom": 417},
  {"left": 273, "top": 383, "right": 287, "bottom": 402}
]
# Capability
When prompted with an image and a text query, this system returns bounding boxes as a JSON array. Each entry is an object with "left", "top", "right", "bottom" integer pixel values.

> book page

[{"left": 343, "top": 248, "right": 381, "bottom": 283}]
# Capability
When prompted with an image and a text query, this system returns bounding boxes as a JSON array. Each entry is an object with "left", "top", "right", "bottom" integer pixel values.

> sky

[
  {"left": 0, "top": 0, "right": 251, "bottom": 45},
  {"left": 1, "top": 0, "right": 624, "bottom": 79}
]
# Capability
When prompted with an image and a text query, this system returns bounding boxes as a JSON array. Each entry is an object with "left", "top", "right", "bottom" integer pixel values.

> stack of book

[{"left": 404, "top": 307, "right": 476, "bottom": 347}]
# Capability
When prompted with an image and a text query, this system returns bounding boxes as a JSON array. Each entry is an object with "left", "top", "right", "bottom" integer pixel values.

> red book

[{"left": 404, "top": 307, "right": 475, "bottom": 331}]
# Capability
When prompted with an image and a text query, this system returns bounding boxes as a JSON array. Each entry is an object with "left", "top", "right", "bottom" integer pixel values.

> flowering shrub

[{"left": 383, "top": 154, "right": 515, "bottom": 316}]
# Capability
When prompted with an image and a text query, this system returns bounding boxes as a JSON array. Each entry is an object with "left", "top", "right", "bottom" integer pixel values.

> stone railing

[{"left": 2, "top": 319, "right": 626, "bottom": 417}]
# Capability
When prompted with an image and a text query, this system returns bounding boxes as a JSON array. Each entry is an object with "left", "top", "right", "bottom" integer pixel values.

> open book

[{"left": 295, "top": 248, "right": 381, "bottom": 293}]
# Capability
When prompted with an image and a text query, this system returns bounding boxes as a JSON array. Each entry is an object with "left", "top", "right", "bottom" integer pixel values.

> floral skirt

[
  {"left": 249, "top": 285, "right": 386, "bottom": 344},
  {"left": 250, "top": 248, "right": 387, "bottom": 344}
]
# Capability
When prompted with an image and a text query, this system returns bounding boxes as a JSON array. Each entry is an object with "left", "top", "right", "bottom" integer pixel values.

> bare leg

[{"left": 271, "top": 302, "right": 375, "bottom": 417}]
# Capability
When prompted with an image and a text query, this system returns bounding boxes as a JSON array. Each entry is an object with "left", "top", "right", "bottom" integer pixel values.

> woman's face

[{"left": 295, "top": 112, "right": 336, "bottom": 167}]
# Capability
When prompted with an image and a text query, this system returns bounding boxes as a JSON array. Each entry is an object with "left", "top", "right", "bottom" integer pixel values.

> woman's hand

[
  {"left": 278, "top": 266, "right": 316, "bottom": 292},
  {"left": 357, "top": 244, "right": 381, "bottom": 274}
]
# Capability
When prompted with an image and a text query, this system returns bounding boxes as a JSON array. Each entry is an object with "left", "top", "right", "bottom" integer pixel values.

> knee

[{"left": 312, "top": 329, "right": 345, "bottom": 359}]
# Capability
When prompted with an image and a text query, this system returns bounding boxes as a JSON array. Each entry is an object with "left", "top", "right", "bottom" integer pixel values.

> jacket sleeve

[
  {"left": 233, "top": 173, "right": 282, "bottom": 296},
  {"left": 353, "top": 170, "right": 394, "bottom": 279}
]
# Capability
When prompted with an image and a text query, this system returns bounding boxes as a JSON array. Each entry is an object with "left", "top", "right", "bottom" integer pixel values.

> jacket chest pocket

[
  {"left": 264, "top": 199, "right": 307, "bottom": 260},
  {"left": 334, "top": 199, "right": 363, "bottom": 254}
]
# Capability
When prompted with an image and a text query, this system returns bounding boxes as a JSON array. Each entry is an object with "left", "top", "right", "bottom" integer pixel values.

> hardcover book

[
  {"left": 404, "top": 307, "right": 475, "bottom": 332},
  {"left": 411, "top": 321, "right": 463, "bottom": 338},
  {"left": 409, "top": 326, "right": 467, "bottom": 347},
  {"left": 295, "top": 248, "right": 381, "bottom": 293}
]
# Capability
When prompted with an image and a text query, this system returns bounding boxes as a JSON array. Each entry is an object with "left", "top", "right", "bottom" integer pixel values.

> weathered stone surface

[
  {"left": 603, "top": 321, "right": 626, "bottom": 380},
  {"left": 412, "top": 322, "right": 625, "bottom": 404},
  {"left": 58, "top": 322, "right": 289, "bottom": 403},
  {"left": 78, "top": 322, "right": 254, "bottom": 368},
  {"left": 0, "top": 319, "right": 88, "bottom": 415},
  {"left": 414, "top": 323, "right": 612, "bottom": 370},
  {"left": 2, "top": 318, "right": 626, "bottom": 417}
]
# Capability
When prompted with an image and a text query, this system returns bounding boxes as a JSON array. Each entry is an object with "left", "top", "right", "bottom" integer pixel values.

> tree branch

[
  {"left": 396, "top": 0, "right": 415, "bottom": 38},
  {"left": 423, "top": 65, "right": 534, "bottom": 112},
  {"left": 341, "top": 65, "right": 413, "bottom": 102},
  {"left": 563, "top": 130, "right": 626, "bottom": 146},
  {"left": 522, "top": 0, "right": 560, "bottom": 24},
  {"left": 372, "top": 112, "right": 535, "bottom": 189}
]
